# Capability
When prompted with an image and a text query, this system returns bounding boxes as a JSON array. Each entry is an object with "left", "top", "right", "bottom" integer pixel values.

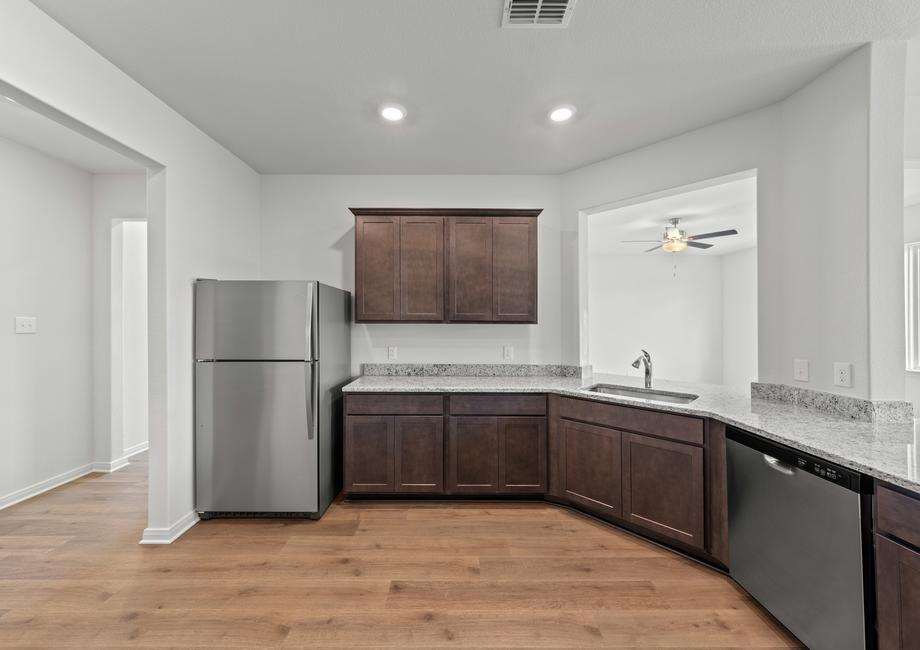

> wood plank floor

[{"left": 0, "top": 455, "right": 801, "bottom": 648}]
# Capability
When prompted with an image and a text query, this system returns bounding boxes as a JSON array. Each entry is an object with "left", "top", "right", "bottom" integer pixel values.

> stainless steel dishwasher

[{"left": 726, "top": 428, "right": 873, "bottom": 650}]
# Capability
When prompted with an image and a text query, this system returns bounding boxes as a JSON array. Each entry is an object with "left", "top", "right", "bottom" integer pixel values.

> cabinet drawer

[
  {"left": 557, "top": 397, "right": 704, "bottom": 446},
  {"left": 346, "top": 394, "right": 444, "bottom": 415},
  {"left": 449, "top": 394, "right": 546, "bottom": 416},
  {"left": 877, "top": 485, "right": 920, "bottom": 549}
]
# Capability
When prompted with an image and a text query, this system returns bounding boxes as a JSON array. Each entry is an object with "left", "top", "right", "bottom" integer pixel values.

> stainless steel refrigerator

[{"left": 194, "top": 280, "right": 351, "bottom": 518}]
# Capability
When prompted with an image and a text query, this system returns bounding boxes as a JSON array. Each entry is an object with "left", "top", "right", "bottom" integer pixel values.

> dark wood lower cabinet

[
  {"left": 344, "top": 415, "right": 395, "bottom": 493},
  {"left": 448, "top": 416, "right": 499, "bottom": 493},
  {"left": 343, "top": 393, "right": 719, "bottom": 565},
  {"left": 558, "top": 419, "right": 622, "bottom": 517},
  {"left": 621, "top": 432, "right": 705, "bottom": 549},
  {"left": 395, "top": 416, "right": 444, "bottom": 493},
  {"left": 498, "top": 416, "right": 546, "bottom": 493},
  {"left": 876, "top": 534, "right": 920, "bottom": 650}
]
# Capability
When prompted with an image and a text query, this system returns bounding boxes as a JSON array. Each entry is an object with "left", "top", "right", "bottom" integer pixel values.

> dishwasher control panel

[{"left": 794, "top": 457, "right": 855, "bottom": 489}]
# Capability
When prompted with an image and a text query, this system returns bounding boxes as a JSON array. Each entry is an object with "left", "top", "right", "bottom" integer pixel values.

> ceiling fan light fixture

[{"left": 662, "top": 239, "right": 688, "bottom": 253}]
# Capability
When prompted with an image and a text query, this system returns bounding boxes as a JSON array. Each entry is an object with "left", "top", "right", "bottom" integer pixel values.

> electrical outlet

[
  {"left": 387, "top": 346, "right": 397, "bottom": 361},
  {"left": 502, "top": 345, "right": 514, "bottom": 361},
  {"left": 834, "top": 362, "right": 852, "bottom": 388},
  {"left": 793, "top": 359, "right": 809, "bottom": 382},
  {"left": 14, "top": 316, "right": 37, "bottom": 334}
]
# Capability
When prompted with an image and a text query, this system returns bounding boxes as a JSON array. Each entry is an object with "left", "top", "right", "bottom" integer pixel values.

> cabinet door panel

[
  {"left": 395, "top": 416, "right": 444, "bottom": 493},
  {"left": 493, "top": 217, "right": 537, "bottom": 322},
  {"left": 622, "top": 432, "right": 704, "bottom": 549},
  {"left": 344, "top": 415, "right": 394, "bottom": 492},
  {"left": 400, "top": 216, "right": 444, "bottom": 321},
  {"left": 560, "top": 419, "right": 622, "bottom": 517},
  {"left": 877, "top": 534, "right": 920, "bottom": 650},
  {"left": 447, "top": 217, "right": 493, "bottom": 321},
  {"left": 448, "top": 416, "right": 498, "bottom": 493},
  {"left": 355, "top": 216, "right": 400, "bottom": 321},
  {"left": 498, "top": 417, "right": 546, "bottom": 493}
]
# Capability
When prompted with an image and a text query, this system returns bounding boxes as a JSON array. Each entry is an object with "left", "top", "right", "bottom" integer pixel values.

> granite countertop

[{"left": 343, "top": 372, "right": 920, "bottom": 495}]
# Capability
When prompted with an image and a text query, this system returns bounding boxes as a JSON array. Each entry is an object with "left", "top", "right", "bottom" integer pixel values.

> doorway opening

[{"left": 110, "top": 218, "right": 148, "bottom": 465}]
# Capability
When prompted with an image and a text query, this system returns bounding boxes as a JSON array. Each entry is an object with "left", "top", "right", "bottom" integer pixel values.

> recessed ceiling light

[
  {"left": 549, "top": 105, "right": 576, "bottom": 123},
  {"left": 2, "top": 95, "right": 18, "bottom": 105},
  {"left": 379, "top": 103, "right": 407, "bottom": 122}
]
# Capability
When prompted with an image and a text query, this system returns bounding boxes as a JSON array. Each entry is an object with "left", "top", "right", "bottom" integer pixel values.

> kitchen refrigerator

[{"left": 194, "top": 280, "right": 351, "bottom": 518}]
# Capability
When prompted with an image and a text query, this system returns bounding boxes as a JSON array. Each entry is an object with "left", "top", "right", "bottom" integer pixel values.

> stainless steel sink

[{"left": 586, "top": 384, "right": 699, "bottom": 404}]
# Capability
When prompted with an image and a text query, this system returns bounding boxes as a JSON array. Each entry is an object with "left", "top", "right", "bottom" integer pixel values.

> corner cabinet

[{"left": 351, "top": 208, "right": 539, "bottom": 323}]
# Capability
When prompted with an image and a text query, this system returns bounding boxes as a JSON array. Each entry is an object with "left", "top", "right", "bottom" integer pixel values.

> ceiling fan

[{"left": 622, "top": 217, "right": 738, "bottom": 253}]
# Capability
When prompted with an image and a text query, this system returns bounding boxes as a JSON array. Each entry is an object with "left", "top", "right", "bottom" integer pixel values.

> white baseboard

[
  {"left": 92, "top": 457, "right": 130, "bottom": 473},
  {"left": 0, "top": 463, "right": 94, "bottom": 511},
  {"left": 92, "top": 441, "right": 148, "bottom": 474},
  {"left": 123, "top": 440, "right": 149, "bottom": 457},
  {"left": 140, "top": 510, "right": 199, "bottom": 545}
]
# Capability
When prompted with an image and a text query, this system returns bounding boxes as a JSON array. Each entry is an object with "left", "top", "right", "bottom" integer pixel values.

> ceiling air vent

[{"left": 502, "top": 0, "right": 577, "bottom": 28}]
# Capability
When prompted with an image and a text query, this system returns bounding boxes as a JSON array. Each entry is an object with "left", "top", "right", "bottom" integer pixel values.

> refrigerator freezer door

[
  {"left": 196, "top": 280, "right": 316, "bottom": 361},
  {"left": 196, "top": 361, "right": 318, "bottom": 513}
]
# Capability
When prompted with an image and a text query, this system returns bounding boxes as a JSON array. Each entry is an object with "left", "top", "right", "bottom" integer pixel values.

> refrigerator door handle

[
  {"left": 306, "top": 282, "right": 318, "bottom": 361},
  {"left": 307, "top": 362, "right": 319, "bottom": 441}
]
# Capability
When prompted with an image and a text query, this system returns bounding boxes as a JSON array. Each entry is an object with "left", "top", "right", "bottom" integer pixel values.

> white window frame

[{"left": 906, "top": 242, "right": 920, "bottom": 371}]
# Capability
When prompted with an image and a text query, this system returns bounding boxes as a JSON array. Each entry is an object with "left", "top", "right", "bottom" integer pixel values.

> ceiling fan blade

[
  {"left": 621, "top": 239, "right": 664, "bottom": 243},
  {"left": 688, "top": 229, "right": 738, "bottom": 240},
  {"left": 686, "top": 241, "right": 714, "bottom": 249},
  {"left": 643, "top": 244, "right": 663, "bottom": 253}
]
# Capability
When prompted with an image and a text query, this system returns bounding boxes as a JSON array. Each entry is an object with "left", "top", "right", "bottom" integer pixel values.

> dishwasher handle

[{"left": 763, "top": 454, "right": 796, "bottom": 476}]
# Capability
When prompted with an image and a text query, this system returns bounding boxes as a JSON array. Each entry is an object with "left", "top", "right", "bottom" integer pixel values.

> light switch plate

[
  {"left": 14, "top": 316, "right": 37, "bottom": 334},
  {"left": 387, "top": 346, "right": 397, "bottom": 361},
  {"left": 793, "top": 359, "right": 809, "bottom": 382},
  {"left": 502, "top": 345, "right": 514, "bottom": 361},
  {"left": 833, "top": 362, "right": 852, "bottom": 388}
]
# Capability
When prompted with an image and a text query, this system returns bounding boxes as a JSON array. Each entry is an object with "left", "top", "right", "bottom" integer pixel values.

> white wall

[
  {"left": 903, "top": 203, "right": 920, "bottom": 411},
  {"left": 120, "top": 221, "right": 148, "bottom": 453},
  {"left": 260, "top": 175, "right": 563, "bottom": 374},
  {"left": 0, "top": 136, "right": 94, "bottom": 505},
  {"left": 721, "top": 248, "right": 758, "bottom": 390},
  {"left": 587, "top": 253, "right": 724, "bottom": 384},
  {"left": 92, "top": 173, "right": 146, "bottom": 467},
  {"left": 0, "top": 0, "right": 262, "bottom": 539},
  {"left": 563, "top": 44, "right": 906, "bottom": 400}
]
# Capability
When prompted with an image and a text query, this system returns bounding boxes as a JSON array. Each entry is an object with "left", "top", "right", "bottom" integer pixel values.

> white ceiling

[
  {"left": 0, "top": 97, "right": 144, "bottom": 173},
  {"left": 31, "top": 0, "right": 920, "bottom": 174},
  {"left": 589, "top": 175, "right": 756, "bottom": 257}
]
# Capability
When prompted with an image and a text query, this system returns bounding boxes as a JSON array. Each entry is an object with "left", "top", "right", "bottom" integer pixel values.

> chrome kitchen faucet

[{"left": 631, "top": 350, "right": 653, "bottom": 389}]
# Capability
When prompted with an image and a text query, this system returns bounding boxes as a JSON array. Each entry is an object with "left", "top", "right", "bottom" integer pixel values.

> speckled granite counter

[{"left": 343, "top": 372, "right": 920, "bottom": 495}]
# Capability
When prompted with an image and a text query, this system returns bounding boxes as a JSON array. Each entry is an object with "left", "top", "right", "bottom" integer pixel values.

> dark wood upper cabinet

[
  {"left": 493, "top": 217, "right": 537, "bottom": 322},
  {"left": 558, "top": 419, "right": 622, "bottom": 518},
  {"left": 351, "top": 208, "right": 539, "bottom": 323},
  {"left": 447, "top": 216, "right": 494, "bottom": 321},
  {"left": 621, "top": 432, "right": 705, "bottom": 549},
  {"left": 447, "top": 416, "right": 499, "bottom": 493},
  {"left": 498, "top": 416, "right": 546, "bottom": 493},
  {"left": 354, "top": 215, "right": 400, "bottom": 321},
  {"left": 399, "top": 216, "right": 444, "bottom": 321},
  {"left": 395, "top": 416, "right": 444, "bottom": 493}
]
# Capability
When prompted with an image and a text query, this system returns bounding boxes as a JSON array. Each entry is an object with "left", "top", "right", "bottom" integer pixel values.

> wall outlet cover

[
  {"left": 793, "top": 358, "right": 809, "bottom": 382},
  {"left": 14, "top": 316, "right": 37, "bottom": 334},
  {"left": 833, "top": 362, "right": 852, "bottom": 388},
  {"left": 502, "top": 345, "right": 514, "bottom": 361},
  {"left": 387, "top": 346, "right": 397, "bottom": 361}
]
